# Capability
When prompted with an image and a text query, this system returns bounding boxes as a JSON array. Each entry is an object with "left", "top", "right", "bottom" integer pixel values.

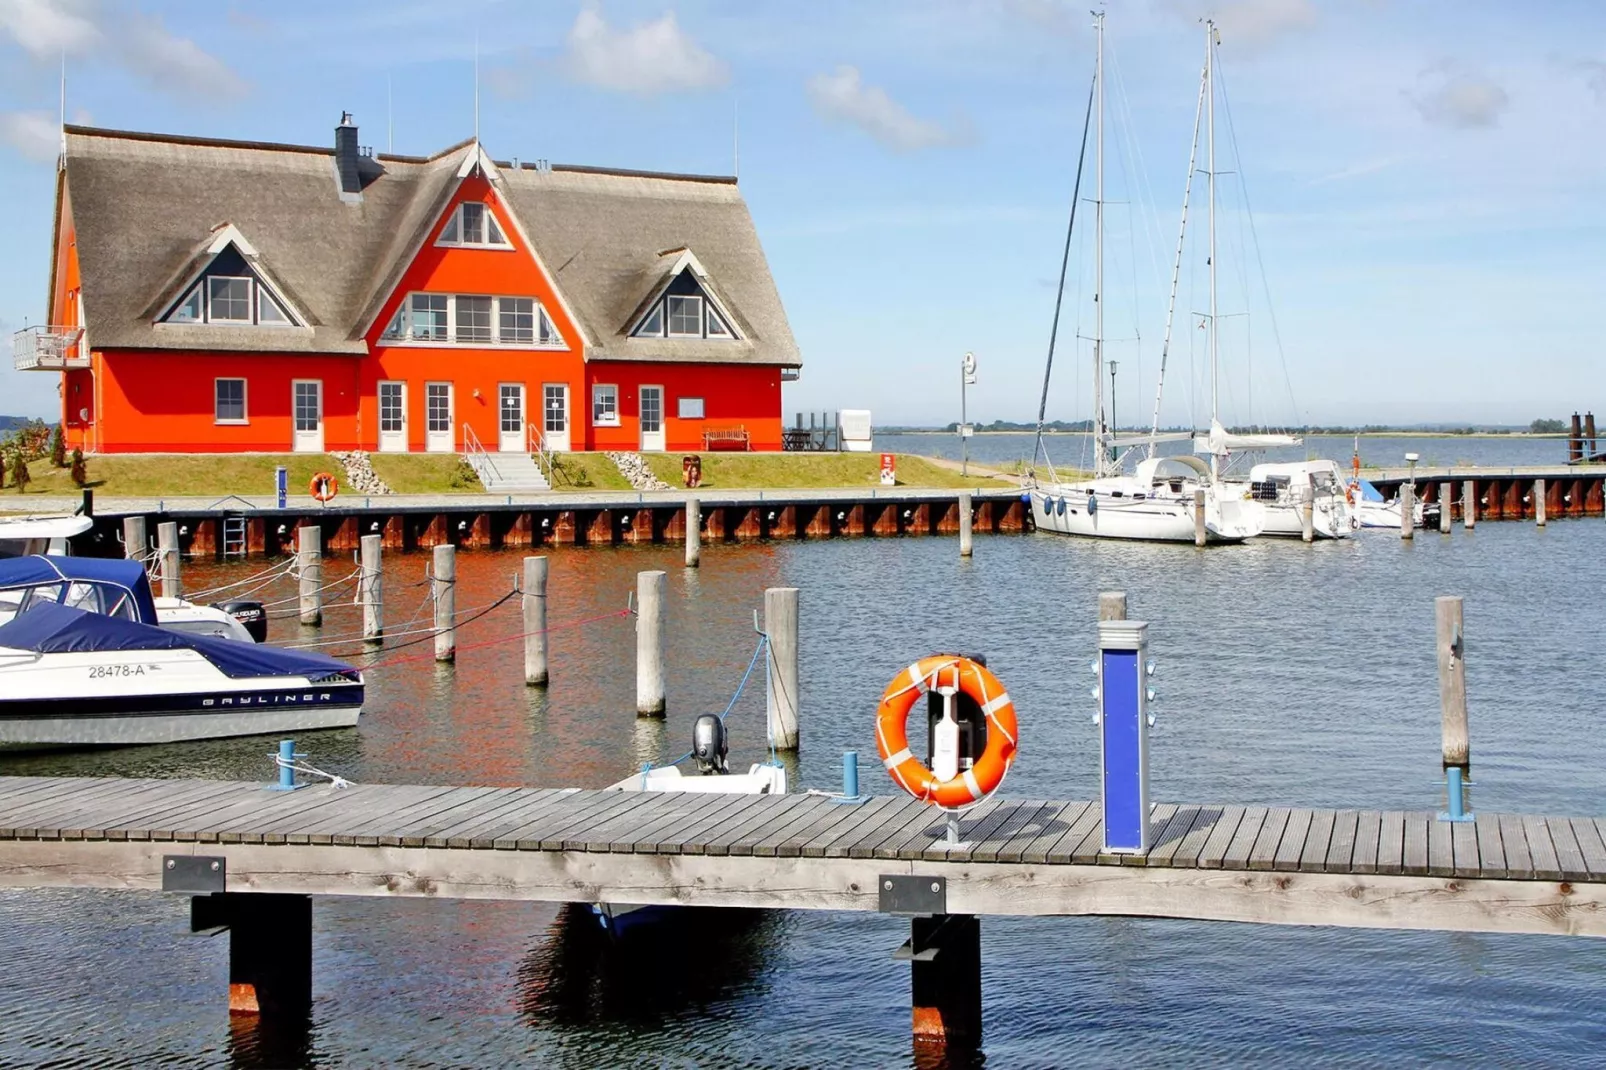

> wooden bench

[{"left": 703, "top": 426, "right": 750, "bottom": 451}]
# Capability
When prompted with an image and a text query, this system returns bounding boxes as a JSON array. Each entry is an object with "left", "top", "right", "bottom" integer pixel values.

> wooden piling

[
  {"left": 685, "top": 498, "right": 701, "bottom": 568},
  {"left": 157, "top": 521, "right": 181, "bottom": 599},
  {"left": 636, "top": 570, "right": 666, "bottom": 716},
  {"left": 360, "top": 534, "right": 382, "bottom": 642},
  {"left": 432, "top": 544, "right": 455, "bottom": 662},
  {"left": 1535, "top": 478, "right": 1546, "bottom": 527},
  {"left": 1300, "top": 473, "right": 1315, "bottom": 543},
  {"left": 958, "top": 493, "right": 973, "bottom": 557},
  {"left": 1463, "top": 480, "right": 1476, "bottom": 530},
  {"left": 1436, "top": 596, "right": 1469, "bottom": 770},
  {"left": 765, "top": 586, "right": 800, "bottom": 750},
  {"left": 1098, "top": 591, "right": 1127, "bottom": 622},
  {"left": 1193, "top": 489, "right": 1206, "bottom": 547},
  {"left": 523, "top": 557, "right": 548, "bottom": 687},
  {"left": 1400, "top": 485, "right": 1414, "bottom": 540},
  {"left": 122, "top": 515, "right": 147, "bottom": 562},
  {"left": 297, "top": 526, "right": 322, "bottom": 626},
  {"left": 1439, "top": 484, "right": 1452, "bottom": 534},
  {"left": 910, "top": 914, "right": 982, "bottom": 1050}
]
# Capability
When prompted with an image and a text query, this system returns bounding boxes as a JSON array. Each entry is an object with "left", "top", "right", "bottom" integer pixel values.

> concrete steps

[{"left": 467, "top": 450, "right": 550, "bottom": 492}]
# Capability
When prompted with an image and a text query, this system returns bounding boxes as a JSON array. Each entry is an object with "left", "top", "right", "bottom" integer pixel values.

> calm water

[
  {"left": 879, "top": 431, "right": 1571, "bottom": 474},
  {"left": 4, "top": 518, "right": 1606, "bottom": 1066}
]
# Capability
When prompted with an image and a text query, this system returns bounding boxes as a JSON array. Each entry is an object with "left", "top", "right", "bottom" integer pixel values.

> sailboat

[{"left": 1029, "top": 12, "right": 1261, "bottom": 543}]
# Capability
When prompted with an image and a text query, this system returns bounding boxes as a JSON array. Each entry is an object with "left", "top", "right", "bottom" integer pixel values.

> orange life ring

[
  {"left": 875, "top": 655, "right": 1018, "bottom": 809},
  {"left": 310, "top": 472, "right": 339, "bottom": 502}
]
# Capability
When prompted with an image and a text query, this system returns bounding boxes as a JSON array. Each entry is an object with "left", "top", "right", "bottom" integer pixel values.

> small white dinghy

[{"left": 593, "top": 714, "right": 786, "bottom": 935}]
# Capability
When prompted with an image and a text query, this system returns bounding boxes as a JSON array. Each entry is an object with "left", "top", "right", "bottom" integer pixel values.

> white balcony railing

[{"left": 13, "top": 325, "right": 87, "bottom": 371}]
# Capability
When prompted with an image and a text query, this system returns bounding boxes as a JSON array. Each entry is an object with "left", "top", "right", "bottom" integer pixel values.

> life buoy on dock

[
  {"left": 876, "top": 656, "right": 1018, "bottom": 808},
  {"left": 310, "top": 472, "right": 339, "bottom": 503}
]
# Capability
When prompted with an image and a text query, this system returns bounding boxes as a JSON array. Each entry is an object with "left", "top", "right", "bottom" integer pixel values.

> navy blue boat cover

[
  {"left": 0, "top": 602, "right": 359, "bottom": 681},
  {"left": 0, "top": 555, "right": 159, "bottom": 623}
]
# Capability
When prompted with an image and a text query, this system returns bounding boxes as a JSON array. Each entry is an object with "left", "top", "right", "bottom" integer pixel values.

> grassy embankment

[{"left": 0, "top": 450, "right": 1005, "bottom": 499}]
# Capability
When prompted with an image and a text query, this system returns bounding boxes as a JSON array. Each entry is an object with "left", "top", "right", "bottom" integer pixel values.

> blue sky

[{"left": 0, "top": 0, "right": 1602, "bottom": 428}]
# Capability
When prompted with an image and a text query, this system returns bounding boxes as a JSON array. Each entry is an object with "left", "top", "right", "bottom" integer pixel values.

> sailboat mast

[
  {"left": 1205, "top": 19, "right": 1219, "bottom": 481},
  {"left": 1092, "top": 10, "right": 1106, "bottom": 474}
]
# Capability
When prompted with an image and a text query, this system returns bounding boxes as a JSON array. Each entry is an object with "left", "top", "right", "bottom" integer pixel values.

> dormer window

[
  {"left": 631, "top": 281, "right": 738, "bottom": 340},
  {"left": 155, "top": 235, "right": 302, "bottom": 328},
  {"left": 437, "top": 202, "right": 510, "bottom": 248}
]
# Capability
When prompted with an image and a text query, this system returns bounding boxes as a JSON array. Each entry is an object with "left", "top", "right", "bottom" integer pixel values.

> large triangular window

[
  {"left": 436, "top": 201, "right": 510, "bottom": 248},
  {"left": 630, "top": 267, "right": 738, "bottom": 340},
  {"left": 157, "top": 240, "right": 301, "bottom": 328}
]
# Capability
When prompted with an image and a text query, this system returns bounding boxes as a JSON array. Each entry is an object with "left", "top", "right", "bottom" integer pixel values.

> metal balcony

[{"left": 13, "top": 325, "right": 87, "bottom": 371}]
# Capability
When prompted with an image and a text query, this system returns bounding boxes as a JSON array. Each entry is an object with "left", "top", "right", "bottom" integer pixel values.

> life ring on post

[
  {"left": 309, "top": 472, "right": 339, "bottom": 503},
  {"left": 875, "top": 655, "right": 1018, "bottom": 808}
]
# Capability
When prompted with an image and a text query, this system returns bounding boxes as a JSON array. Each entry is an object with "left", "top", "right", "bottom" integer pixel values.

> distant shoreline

[{"left": 877, "top": 430, "right": 1571, "bottom": 440}]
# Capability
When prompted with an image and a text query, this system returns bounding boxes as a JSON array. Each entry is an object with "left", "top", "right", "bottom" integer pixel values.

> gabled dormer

[
  {"left": 155, "top": 224, "right": 305, "bottom": 328},
  {"left": 628, "top": 249, "right": 740, "bottom": 340},
  {"left": 435, "top": 201, "right": 510, "bottom": 249}
]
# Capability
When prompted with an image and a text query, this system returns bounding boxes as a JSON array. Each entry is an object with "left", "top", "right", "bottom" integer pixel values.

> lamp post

[{"left": 960, "top": 351, "right": 977, "bottom": 476}]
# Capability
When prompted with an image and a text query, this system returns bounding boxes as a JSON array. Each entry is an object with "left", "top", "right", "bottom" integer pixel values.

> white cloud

[
  {"left": 562, "top": 2, "right": 727, "bottom": 95},
  {"left": 0, "top": 109, "right": 60, "bottom": 161},
  {"left": 0, "top": 0, "right": 246, "bottom": 103},
  {"left": 806, "top": 65, "right": 967, "bottom": 152},
  {"left": 1578, "top": 58, "right": 1606, "bottom": 102},
  {"left": 1411, "top": 66, "right": 1509, "bottom": 129}
]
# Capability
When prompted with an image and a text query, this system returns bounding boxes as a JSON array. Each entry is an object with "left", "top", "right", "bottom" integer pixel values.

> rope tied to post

[{"left": 272, "top": 749, "right": 353, "bottom": 789}]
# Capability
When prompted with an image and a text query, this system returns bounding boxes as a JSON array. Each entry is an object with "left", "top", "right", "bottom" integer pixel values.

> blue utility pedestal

[
  {"left": 275, "top": 466, "right": 288, "bottom": 509},
  {"left": 1097, "top": 619, "right": 1151, "bottom": 854}
]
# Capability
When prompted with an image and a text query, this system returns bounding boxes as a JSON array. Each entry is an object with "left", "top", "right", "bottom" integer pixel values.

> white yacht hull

[
  {"left": 1030, "top": 487, "right": 1260, "bottom": 543},
  {"left": 0, "top": 646, "right": 362, "bottom": 750}
]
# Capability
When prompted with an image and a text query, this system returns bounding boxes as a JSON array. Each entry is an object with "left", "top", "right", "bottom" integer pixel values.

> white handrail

[
  {"left": 462, "top": 422, "right": 502, "bottom": 485},
  {"left": 527, "top": 422, "right": 554, "bottom": 485}
]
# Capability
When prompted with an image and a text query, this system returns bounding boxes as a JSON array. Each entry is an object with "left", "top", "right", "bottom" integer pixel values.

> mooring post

[
  {"left": 432, "top": 544, "right": 456, "bottom": 662},
  {"left": 359, "top": 534, "right": 382, "bottom": 642},
  {"left": 1436, "top": 595, "right": 1472, "bottom": 822},
  {"left": 842, "top": 751, "right": 859, "bottom": 798},
  {"left": 765, "top": 586, "right": 800, "bottom": 750},
  {"left": 1098, "top": 591, "right": 1127, "bottom": 622},
  {"left": 1097, "top": 618, "right": 1152, "bottom": 853},
  {"left": 296, "top": 525, "right": 322, "bottom": 626},
  {"left": 958, "top": 492, "right": 973, "bottom": 557},
  {"left": 1463, "top": 480, "right": 1476, "bottom": 529},
  {"left": 909, "top": 913, "right": 983, "bottom": 1051},
  {"left": 636, "top": 570, "right": 666, "bottom": 716},
  {"left": 122, "top": 515, "right": 147, "bottom": 562},
  {"left": 1400, "top": 484, "right": 1415, "bottom": 540},
  {"left": 1300, "top": 472, "right": 1315, "bottom": 543},
  {"left": 1535, "top": 478, "right": 1546, "bottom": 527},
  {"left": 685, "top": 498, "right": 701, "bottom": 568},
  {"left": 1439, "top": 484, "right": 1452, "bottom": 534},
  {"left": 1193, "top": 488, "right": 1206, "bottom": 547},
  {"left": 157, "top": 521, "right": 181, "bottom": 599},
  {"left": 523, "top": 556, "right": 549, "bottom": 686}
]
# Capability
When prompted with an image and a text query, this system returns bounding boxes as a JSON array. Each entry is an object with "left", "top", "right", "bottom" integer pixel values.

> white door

[
  {"left": 542, "top": 383, "right": 570, "bottom": 452},
  {"left": 640, "top": 385, "right": 665, "bottom": 451},
  {"left": 292, "top": 380, "right": 323, "bottom": 453},
  {"left": 425, "top": 382, "right": 453, "bottom": 453},
  {"left": 498, "top": 383, "right": 525, "bottom": 452},
  {"left": 378, "top": 381, "right": 407, "bottom": 452}
]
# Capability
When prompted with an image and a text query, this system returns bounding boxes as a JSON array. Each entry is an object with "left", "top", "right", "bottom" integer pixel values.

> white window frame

[
  {"left": 206, "top": 276, "right": 254, "bottom": 324},
  {"left": 677, "top": 396, "right": 705, "bottom": 420},
  {"left": 378, "top": 380, "right": 406, "bottom": 434},
  {"left": 434, "top": 201, "right": 512, "bottom": 249},
  {"left": 425, "top": 382, "right": 453, "bottom": 434},
  {"left": 666, "top": 294, "right": 704, "bottom": 338},
  {"left": 454, "top": 295, "right": 494, "bottom": 344},
  {"left": 378, "top": 292, "right": 566, "bottom": 349},
  {"left": 162, "top": 272, "right": 301, "bottom": 328},
  {"left": 214, "top": 378, "right": 248, "bottom": 425},
  {"left": 592, "top": 384, "right": 620, "bottom": 427}
]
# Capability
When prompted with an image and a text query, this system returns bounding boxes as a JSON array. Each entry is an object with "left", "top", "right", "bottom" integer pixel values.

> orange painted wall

[
  {"left": 50, "top": 189, "right": 94, "bottom": 450},
  {"left": 585, "top": 362, "right": 784, "bottom": 452},
  {"left": 360, "top": 174, "right": 585, "bottom": 452}
]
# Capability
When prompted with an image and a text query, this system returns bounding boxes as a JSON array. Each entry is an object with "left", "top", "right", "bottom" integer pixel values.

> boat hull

[
  {"left": 1255, "top": 500, "right": 1353, "bottom": 539},
  {"left": 1030, "top": 488, "right": 1257, "bottom": 543}
]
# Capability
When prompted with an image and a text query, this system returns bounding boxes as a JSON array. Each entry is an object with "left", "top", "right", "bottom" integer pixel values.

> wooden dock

[{"left": 2, "top": 775, "right": 1603, "bottom": 1043}]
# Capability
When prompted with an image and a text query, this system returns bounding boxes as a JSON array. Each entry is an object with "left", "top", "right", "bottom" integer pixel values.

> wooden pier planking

[{"left": 4, "top": 780, "right": 1606, "bottom": 940}]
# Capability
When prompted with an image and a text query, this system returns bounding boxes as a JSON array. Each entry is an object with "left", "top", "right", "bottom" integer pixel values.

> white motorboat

[
  {"left": 0, "top": 555, "right": 362, "bottom": 750},
  {"left": 593, "top": 714, "right": 786, "bottom": 935},
  {"left": 1247, "top": 460, "right": 1354, "bottom": 539},
  {"left": 1032, "top": 456, "right": 1262, "bottom": 542},
  {"left": 0, "top": 513, "right": 92, "bottom": 557},
  {"left": 1347, "top": 477, "right": 1434, "bottom": 530}
]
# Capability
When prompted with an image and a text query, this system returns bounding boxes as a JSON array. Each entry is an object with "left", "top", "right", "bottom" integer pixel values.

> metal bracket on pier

[
  {"left": 163, "top": 855, "right": 226, "bottom": 893},
  {"left": 879, "top": 874, "right": 947, "bottom": 916}
]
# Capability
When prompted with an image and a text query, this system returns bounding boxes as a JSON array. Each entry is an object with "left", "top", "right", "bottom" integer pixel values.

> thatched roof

[{"left": 60, "top": 125, "right": 800, "bottom": 367}]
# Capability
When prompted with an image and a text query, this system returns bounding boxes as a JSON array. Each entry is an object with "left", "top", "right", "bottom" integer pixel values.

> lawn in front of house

[{"left": 639, "top": 451, "right": 998, "bottom": 490}]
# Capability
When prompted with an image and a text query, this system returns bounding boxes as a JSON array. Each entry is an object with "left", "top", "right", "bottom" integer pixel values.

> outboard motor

[
  {"left": 214, "top": 600, "right": 267, "bottom": 643},
  {"left": 692, "top": 714, "right": 729, "bottom": 775}
]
